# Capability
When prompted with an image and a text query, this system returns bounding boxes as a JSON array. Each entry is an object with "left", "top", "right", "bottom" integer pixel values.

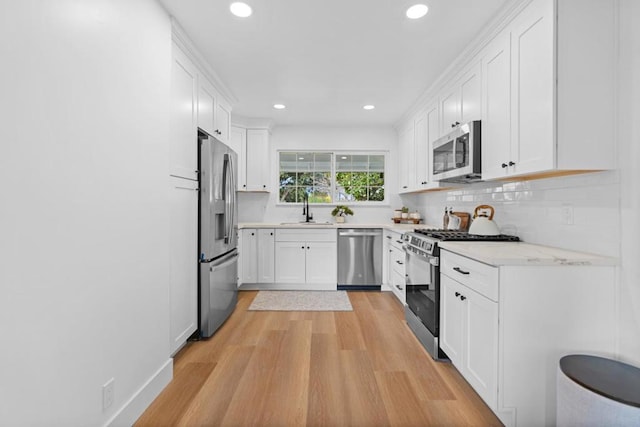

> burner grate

[{"left": 414, "top": 228, "right": 520, "bottom": 242}]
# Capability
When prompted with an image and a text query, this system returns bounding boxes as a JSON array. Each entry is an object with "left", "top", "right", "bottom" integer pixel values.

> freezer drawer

[
  {"left": 337, "top": 228, "right": 382, "bottom": 288},
  {"left": 199, "top": 249, "right": 238, "bottom": 338}
]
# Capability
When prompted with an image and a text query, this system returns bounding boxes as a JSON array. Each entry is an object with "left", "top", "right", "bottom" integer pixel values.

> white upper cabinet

[
  {"left": 245, "top": 129, "right": 270, "bottom": 192},
  {"left": 197, "top": 76, "right": 216, "bottom": 137},
  {"left": 440, "top": 62, "right": 482, "bottom": 134},
  {"left": 170, "top": 42, "right": 198, "bottom": 181},
  {"left": 481, "top": 33, "right": 512, "bottom": 180},
  {"left": 214, "top": 93, "right": 232, "bottom": 145},
  {"left": 414, "top": 110, "right": 429, "bottom": 189},
  {"left": 481, "top": 0, "right": 616, "bottom": 180},
  {"left": 397, "top": 122, "right": 414, "bottom": 193},
  {"left": 230, "top": 126, "right": 247, "bottom": 190},
  {"left": 171, "top": 38, "right": 233, "bottom": 180}
]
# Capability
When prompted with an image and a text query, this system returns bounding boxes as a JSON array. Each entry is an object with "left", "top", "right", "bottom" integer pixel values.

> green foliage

[
  {"left": 331, "top": 205, "right": 354, "bottom": 217},
  {"left": 401, "top": 206, "right": 409, "bottom": 213}
]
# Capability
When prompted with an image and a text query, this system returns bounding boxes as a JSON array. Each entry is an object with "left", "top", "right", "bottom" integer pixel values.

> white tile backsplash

[{"left": 406, "top": 170, "right": 620, "bottom": 257}]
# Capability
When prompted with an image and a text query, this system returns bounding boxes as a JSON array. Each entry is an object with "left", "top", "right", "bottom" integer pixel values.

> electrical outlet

[
  {"left": 561, "top": 205, "right": 574, "bottom": 225},
  {"left": 103, "top": 378, "right": 115, "bottom": 410}
]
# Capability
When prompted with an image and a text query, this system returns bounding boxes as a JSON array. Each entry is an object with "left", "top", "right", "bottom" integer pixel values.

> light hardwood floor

[{"left": 135, "top": 291, "right": 502, "bottom": 426}]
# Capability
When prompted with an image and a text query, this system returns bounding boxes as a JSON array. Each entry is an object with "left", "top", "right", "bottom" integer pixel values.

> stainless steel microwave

[{"left": 431, "top": 120, "right": 481, "bottom": 182}]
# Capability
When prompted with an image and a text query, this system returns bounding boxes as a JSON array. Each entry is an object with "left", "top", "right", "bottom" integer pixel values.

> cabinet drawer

[
  {"left": 441, "top": 250, "right": 498, "bottom": 301},
  {"left": 390, "top": 248, "right": 405, "bottom": 276},
  {"left": 275, "top": 228, "right": 337, "bottom": 242}
]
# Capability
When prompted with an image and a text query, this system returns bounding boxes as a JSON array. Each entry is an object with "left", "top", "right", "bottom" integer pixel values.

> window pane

[
  {"left": 369, "top": 187, "right": 385, "bottom": 201},
  {"left": 336, "top": 154, "right": 352, "bottom": 171},
  {"left": 298, "top": 172, "right": 313, "bottom": 186},
  {"left": 297, "top": 153, "right": 313, "bottom": 172},
  {"left": 310, "top": 187, "right": 331, "bottom": 203},
  {"left": 368, "top": 172, "right": 384, "bottom": 186},
  {"left": 314, "top": 172, "right": 331, "bottom": 186},
  {"left": 280, "top": 172, "right": 296, "bottom": 187},
  {"left": 280, "top": 152, "right": 297, "bottom": 172},
  {"left": 351, "top": 155, "right": 369, "bottom": 172},
  {"left": 279, "top": 186, "right": 297, "bottom": 202},
  {"left": 369, "top": 155, "right": 385, "bottom": 172},
  {"left": 314, "top": 153, "right": 331, "bottom": 171}
]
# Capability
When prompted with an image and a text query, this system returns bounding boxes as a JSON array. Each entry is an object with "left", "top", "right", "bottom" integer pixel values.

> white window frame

[{"left": 276, "top": 150, "right": 389, "bottom": 206}]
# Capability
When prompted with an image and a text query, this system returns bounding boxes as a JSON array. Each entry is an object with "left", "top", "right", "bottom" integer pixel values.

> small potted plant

[
  {"left": 331, "top": 205, "right": 354, "bottom": 223},
  {"left": 401, "top": 206, "right": 409, "bottom": 219}
]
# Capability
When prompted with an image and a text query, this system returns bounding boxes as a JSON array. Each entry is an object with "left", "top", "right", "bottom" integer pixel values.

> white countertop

[
  {"left": 239, "top": 222, "right": 438, "bottom": 234},
  {"left": 439, "top": 241, "right": 618, "bottom": 267}
]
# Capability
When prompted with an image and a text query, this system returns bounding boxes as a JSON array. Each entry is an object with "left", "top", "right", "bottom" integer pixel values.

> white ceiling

[{"left": 158, "top": 0, "right": 510, "bottom": 127}]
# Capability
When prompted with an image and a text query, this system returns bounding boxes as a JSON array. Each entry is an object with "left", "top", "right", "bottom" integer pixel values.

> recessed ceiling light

[
  {"left": 406, "top": 4, "right": 429, "bottom": 19},
  {"left": 273, "top": 104, "right": 286, "bottom": 109},
  {"left": 230, "top": 2, "right": 252, "bottom": 18},
  {"left": 363, "top": 105, "right": 375, "bottom": 110},
  {"left": 341, "top": 156, "right": 348, "bottom": 159}
]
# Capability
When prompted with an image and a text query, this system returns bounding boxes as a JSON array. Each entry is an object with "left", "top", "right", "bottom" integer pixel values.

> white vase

[
  {"left": 401, "top": 212, "right": 409, "bottom": 219},
  {"left": 335, "top": 216, "right": 345, "bottom": 223}
]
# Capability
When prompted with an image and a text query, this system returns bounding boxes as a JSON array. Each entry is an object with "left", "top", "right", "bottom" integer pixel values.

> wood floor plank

[
  {"left": 307, "top": 333, "right": 348, "bottom": 426},
  {"left": 174, "top": 345, "right": 256, "bottom": 427},
  {"left": 334, "top": 311, "right": 367, "bottom": 350},
  {"left": 375, "top": 370, "right": 435, "bottom": 427},
  {"left": 258, "top": 320, "right": 312, "bottom": 426},
  {"left": 134, "top": 362, "right": 215, "bottom": 427},
  {"left": 339, "top": 349, "right": 391, "bottom": 426}
]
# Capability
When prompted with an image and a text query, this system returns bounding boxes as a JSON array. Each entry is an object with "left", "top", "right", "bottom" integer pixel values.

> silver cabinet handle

[{"left": 396, "top": 260, "right": 403, "bottom": 265}]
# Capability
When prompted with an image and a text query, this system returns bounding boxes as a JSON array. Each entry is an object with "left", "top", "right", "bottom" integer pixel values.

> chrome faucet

[{"left": 302, "top": 193, "right": 313, "bottom": 222}]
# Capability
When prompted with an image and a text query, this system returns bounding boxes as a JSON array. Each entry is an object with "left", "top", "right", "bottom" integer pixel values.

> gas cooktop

[{"left": 414, "top": 229, "right": 520, "bottom": 242}]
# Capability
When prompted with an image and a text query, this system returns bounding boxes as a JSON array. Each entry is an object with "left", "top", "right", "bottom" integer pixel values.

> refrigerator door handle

[
  {"left": 229, "top": 154, "right": 236, "bottom": 239},
  {"left": 223, "top": 153, "right": 232, "bottom": 245}
]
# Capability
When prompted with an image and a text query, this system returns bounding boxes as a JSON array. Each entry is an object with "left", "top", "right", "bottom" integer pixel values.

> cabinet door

[
  {"left": 215, "top": 94, "right": 232, "bottom": 145},
  {"left": 414, "top": 111, "right": 429, "bottom": 188},
  {"left": 240, "top": 229, "right": 257, "bottom": 283},
  {"left": 426, "top": 103, "right": 440, "bottom": 182},
  {"left": 246, "top": 129, "right": 270, "bottom": 191},
  {"left": 230, "top": 126, "right": 247, "bottom": 191},
  {"left": 257, "top": 229, "right": 275, "bottom": 283},
  {"left": 397, "top": 123, "right": 414, "bottom": 192},
  {"left": 510, "top": 0, "right": 555, "bottom": 175},
  {"left": 275, "top": 241, "right": 306, "bottom": 283},
  {"left": 439, "top": 275, "right": 464, "bottom": 367},
  {"left": 460, "top": 63, "right": 481, "bottom": 124},
  {"left": 440, "top": 86, "right": 460, "bottom": 132},
  {"left": 170, "top": 43, "right": 198, "bottom": 181},
  {"left": 464, "top": 288, "right": 499, "bottom": 409},
  {"left": 197, "top": 77, "right": 216, "bottom": 137},
  {"left": 169, "top": 177, "right": 199, "bottom": 353},
  {"left": 305, "top": 242, "right": 337, "bottom": 284},
  {"left": 482, "top": 33, "right": 512, "bottom": 180}
]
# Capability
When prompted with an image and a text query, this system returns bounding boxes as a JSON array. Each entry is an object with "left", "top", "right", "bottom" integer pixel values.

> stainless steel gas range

[{"left": 402, "top": 229, "right": 519, "bottom": 360}]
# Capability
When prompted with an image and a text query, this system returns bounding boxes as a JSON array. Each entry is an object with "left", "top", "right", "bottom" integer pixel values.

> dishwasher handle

[{"left": 338, "top": 230, "right": 382, "bottom": 237}]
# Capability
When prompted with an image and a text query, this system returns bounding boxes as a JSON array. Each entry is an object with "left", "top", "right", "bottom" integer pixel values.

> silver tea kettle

[{"left": 468, "top": 204, "right": 500, "bottom": 236}]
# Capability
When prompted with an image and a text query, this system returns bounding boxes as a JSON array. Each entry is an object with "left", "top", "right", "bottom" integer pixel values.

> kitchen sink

[{"left": 279, "top": 221, "right": 334, "bottom": 226}]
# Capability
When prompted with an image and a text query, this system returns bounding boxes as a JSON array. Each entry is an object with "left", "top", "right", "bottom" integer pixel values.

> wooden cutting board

[{"left": 451, "top": 212, "right": 470, "bottom": 231}]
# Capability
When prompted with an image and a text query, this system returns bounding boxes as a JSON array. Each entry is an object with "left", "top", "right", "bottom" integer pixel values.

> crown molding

[{"left": 170, "top": 17, "right": 238, "bottom": 105}]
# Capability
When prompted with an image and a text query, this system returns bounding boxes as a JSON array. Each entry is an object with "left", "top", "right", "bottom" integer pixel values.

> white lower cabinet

[
  {"left": 169, "top": 176, "right": 198, "bottom": 354},
  {"left": 274, "top": 229, "right": 337, "bottom": 289},
  {"left": 439, "top": 249, "right": 616, "bottom": 427},
  {"left": 440, "top": 274, "right": 498, "bottom": 409},
  {"left": 239, "top": 228, "right": 274, "bottom": 285},
  {"left": 383, "top": 230, "right": 405, "bottom": 304},
  {"left": 241, "top": 228, "right": 336, "bottom": 290}
]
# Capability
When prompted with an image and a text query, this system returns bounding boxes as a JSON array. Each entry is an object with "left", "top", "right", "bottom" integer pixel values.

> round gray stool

[{"left": 557, "top": 354, "right": 640, "bottom": 426}]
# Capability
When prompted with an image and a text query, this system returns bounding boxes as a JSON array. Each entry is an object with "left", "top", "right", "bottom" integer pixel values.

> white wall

[
  {"left": 0, "top": 1, "right": 172, "bottom": 425},
  {"left": 405, "top": 0, "right": 640, "bottom": 365},
  {"left": 616, "top": 0, "right": 640, "bottom": 366},
  {"left": 238, "top": 125, "right": 402, "bottom": 224}
]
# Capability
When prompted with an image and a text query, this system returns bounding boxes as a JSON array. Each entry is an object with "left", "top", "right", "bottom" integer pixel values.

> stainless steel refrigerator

[{"left": 198, "top": 130, "right": 238, "bottom": 338}]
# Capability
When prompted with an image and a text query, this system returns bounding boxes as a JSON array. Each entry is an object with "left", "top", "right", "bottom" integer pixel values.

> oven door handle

[{"left": 403, "top": 246, "right": 439, "bottom": 266}]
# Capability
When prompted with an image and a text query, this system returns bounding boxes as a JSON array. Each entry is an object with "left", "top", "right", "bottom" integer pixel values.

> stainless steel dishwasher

[{"left": 337, "top": 228, "right": 382, "bottom": 290}]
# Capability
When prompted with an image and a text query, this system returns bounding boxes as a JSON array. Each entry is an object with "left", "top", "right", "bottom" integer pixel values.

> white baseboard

[{"left": 105, "top": 358, "right": 173, "bottom": 427}]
